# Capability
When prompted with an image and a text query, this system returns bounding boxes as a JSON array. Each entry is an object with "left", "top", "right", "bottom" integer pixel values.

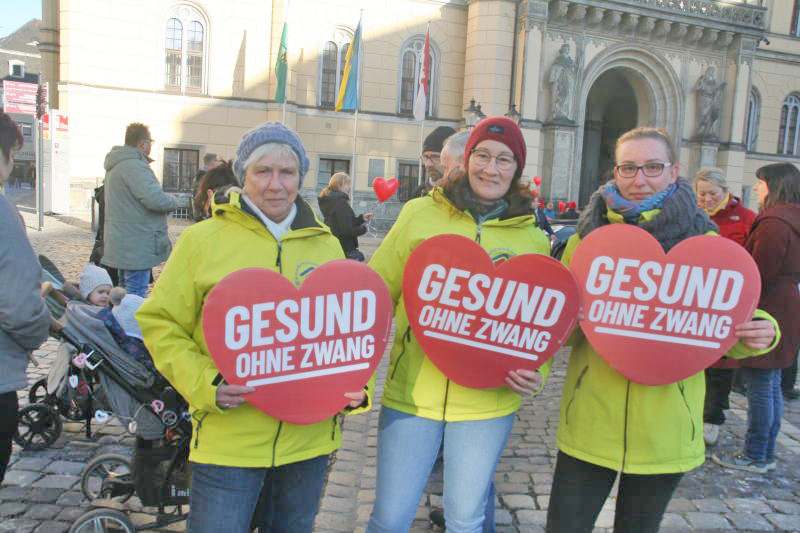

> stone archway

[
  {"left": 580, "top": 69, "right": 639, "bottom": 205},
  {"left": 571, "top": 45, "right": 683, "bottom": 205}
]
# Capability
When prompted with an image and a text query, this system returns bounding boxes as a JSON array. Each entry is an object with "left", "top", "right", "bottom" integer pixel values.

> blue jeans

[
  {"left": 742, "top": 367, "right": 783, "bottom": 462},
  {"left": 120, "top": 268, "right": 150, "bottom": 297},
  {"left": 188, "top": 455, "right": 329, "bottom": 533},
  {"left": 367, "top": 407, "right": 515, "bottom": 533}
]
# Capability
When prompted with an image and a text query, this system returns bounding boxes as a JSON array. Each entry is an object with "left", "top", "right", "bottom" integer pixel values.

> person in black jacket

[{"left": 318, "top": 172, "right": 372, "bottom": 261}]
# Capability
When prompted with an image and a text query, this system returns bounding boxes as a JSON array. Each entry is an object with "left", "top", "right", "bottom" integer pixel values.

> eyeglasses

[
  {"left": 614, "top": 162, "right": 672, "bottom": 178},
  {"left": 421, "top": 154, "right": 441, "bottom": 164},
  {"left": 470, "top": 149, "right": 516, "bottom": 171}
]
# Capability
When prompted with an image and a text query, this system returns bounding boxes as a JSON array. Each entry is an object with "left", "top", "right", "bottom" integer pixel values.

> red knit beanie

[{"left": 464, "top": 116, "right": 526, "bottom": 173}]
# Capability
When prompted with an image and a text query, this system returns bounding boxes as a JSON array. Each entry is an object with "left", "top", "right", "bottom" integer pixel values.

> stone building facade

[{"left": 38, "top": 0, "right": 800, "bottom": 221}]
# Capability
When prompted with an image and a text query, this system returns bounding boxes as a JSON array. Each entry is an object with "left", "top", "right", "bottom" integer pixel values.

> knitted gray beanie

[
  {"left": 79, "top": 264, "right": 113, "bottom": 301},
  {"left": 233, "top": 122, "right": 309, "bottom": 185}
]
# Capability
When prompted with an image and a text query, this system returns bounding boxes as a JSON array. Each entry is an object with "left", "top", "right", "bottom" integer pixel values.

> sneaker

[
  {"left": 703, "top": 423, "right": 720, "bottom": 446},
  {"left": 764, "top": 458, "right": 777, "bottom": 471},
  {"left": 712, "top": 451, "right": 770, "bottom": 474}
]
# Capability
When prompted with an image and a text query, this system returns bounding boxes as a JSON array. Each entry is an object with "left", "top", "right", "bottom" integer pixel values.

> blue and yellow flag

[{"left": 335, "top": 17, "right": 362, "bottom": 111}]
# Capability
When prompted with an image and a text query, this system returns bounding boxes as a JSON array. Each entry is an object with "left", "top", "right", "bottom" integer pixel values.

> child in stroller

[{"left": 19, "top": 267, "right": 187, "bottom": 450}]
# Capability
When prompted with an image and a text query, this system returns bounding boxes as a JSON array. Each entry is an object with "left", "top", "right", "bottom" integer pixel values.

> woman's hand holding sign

[
  {"left": 505, "top": 369, "right": 542, "bottom": 397},
  {"left": 344, "top": 390, "right": 367, "bottom": 408},
  {"left": 216, "top": 383, "right": 255, "bottom": 410},
  {"left": 734, "top": 320, "right": 776, "bottom": 350}
]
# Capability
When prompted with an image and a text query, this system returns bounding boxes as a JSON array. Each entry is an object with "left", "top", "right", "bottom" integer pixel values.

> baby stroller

[
  {"left": 18, "top": 300, "right": 192, "bottom": 532},
  {"left": 17, "top": 300, "right": 187, "bottom": 450}
]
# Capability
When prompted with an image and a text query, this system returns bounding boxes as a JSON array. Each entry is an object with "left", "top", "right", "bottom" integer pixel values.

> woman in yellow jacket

[
  {"left": 367, "top": 117, "right": 552, "bottom": 533},
  {"left": 546, "top": 127, "right": 779, "bottom": 533},
  {"left": 136, "top": 122, "right": 369, "bottom": 533}
]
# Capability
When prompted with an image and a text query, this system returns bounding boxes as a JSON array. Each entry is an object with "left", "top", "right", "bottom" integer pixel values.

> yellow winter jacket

[
  {"left": 137, "top": 191, "right": 371, "bottom": 468},
  {"left": 556, "top": 208, "right": 781, "bottom": 474},
  {"left": 368, "top": 189, "right": 553, "bottom": 421}
]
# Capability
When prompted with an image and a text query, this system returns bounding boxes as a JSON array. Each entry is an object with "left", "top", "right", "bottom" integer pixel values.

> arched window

[
  {"left": 745, "top": 88, "right": 760, "bottom": 152},
  {"left": 164, "top": 5, "right": 207, "bottom": 93},
  {"left": 318, "top": 28, "right": 353, "bottom": 109},
  {"left": 397, "top": 36, "right": 437, "bottom": 117},
  {"left": 778, "top": 94, "right": 800, "bottom": 155}
]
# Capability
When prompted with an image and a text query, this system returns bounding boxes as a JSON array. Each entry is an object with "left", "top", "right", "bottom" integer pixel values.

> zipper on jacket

[
  {"left": 331, "top": 415, "right": 339, "bottom": 440},
  {"left": 621, "top": 381, "right": 631, "bottom": 472},
  {"left": 389, "top": 327, "right": 412, "bottom": 380},
  {"left": 441, "top": 379, "right": 451, "bottom": 421},
  {"left": 475, "top": 224, "right": 482, "bottom": 243},
  {"left": 676, "top": 381, "right": 696, "bottom": 441},
  {"left": 276, "top": 242, "right": 283, "bottom": 273},
  {"left": 271, "top": 421, "right": 283, "bottom": 467},
  {"left": 192, "top": 412, "right": 208, "bottom": 449},
  {"left": 564, "top": 365, "right": 589, "bottom": 425}
]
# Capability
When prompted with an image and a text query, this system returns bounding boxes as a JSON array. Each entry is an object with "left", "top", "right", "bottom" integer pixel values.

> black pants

[
  {"left": 703, "top": 367, "right": 734, "bottom": 425},
  {"left": 546, "top": 451, "right": 683, "bottom": 533},
  {"left": 0, "top": 391, "right": 19, "bottom": 485}
]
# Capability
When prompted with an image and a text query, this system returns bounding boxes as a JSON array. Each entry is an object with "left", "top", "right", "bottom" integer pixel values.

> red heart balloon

[
  {"left": 569, "top": 224, "right": 761, "bottom": 385},
  {"left": 533, "top": 176, "right": 542, "bottom": 186},
  {"left": 402, "top": 234, "right": 580, "bottom": 388},
  {"left": 558, "top": 201, "right": 566, "bottom": 212},
  {"left": 568, "top": 201, "right": 576, "bottom": 210},
  {"left": 202, "top": 261, "right": 392, "bottom": 424},
  {"left": 373, "top": 177, "right": 399, "bottom": 203}
]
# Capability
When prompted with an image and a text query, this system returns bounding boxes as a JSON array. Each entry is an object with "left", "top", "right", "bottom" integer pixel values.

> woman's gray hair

[
  {"left": 241, "top": 142, "right": 300, "bottom": 180},
  {"left": 693, "top": 167, "right": 728, "bottom": 192}
]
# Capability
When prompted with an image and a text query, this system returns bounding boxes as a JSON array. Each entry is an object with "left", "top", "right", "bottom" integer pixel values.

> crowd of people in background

[{"left": 1, "top": 108, "right": 798, "bottom": 533}]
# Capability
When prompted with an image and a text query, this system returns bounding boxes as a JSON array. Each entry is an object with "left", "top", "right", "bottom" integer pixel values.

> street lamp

[
  {"left": 464, "top": 98, "right": 480, "bottom": 129},
  {"left": 505, "top": 104, "right": 521, "bottom": 124},
  {"left": 476, "top": 104, "right": 486, "bottom": 122}
]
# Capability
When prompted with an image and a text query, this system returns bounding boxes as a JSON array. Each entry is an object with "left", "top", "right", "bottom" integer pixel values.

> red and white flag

[{"left": 413, "top": 25, "right": 431, "bottom": 122}]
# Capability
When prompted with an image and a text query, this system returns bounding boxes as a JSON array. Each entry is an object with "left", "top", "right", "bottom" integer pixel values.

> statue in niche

[
  {"left": 549, "top": 44, "right": 577, "bottom": 121},
  {"left": 695, "top": 66, "right": 726, "bottom": 139}
]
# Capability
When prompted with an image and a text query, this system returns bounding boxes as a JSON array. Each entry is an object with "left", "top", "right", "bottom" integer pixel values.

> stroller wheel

[
  {"left": 14, "top": 404, "right": 62, "bottom": 451},
  {"left": 28, "top": 378, "right": 49, "bottom": 404},
  {"left": 68, "top": 508, "right": 135, "bottom": 533},
  {"left": 81, "top": 454, "right": 134, "bottom": 503}
]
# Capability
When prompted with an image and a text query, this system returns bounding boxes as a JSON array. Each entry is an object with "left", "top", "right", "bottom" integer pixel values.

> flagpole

[
  {"left": 349, "top": 10, "right": 363, "bottom": 207},
  {"left": 282, "top": 0, "right": 290, "bottom": 123},
  {"left": 414, "top": 22, "right": 431, "bottom": 187},
  {"left": 418, "top": 120, "right": 424, "bottom": 186}
]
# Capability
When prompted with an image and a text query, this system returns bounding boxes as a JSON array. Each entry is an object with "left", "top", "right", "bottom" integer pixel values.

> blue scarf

[{"left": 600, "top": 183, "right": 677, "bottom": 223}]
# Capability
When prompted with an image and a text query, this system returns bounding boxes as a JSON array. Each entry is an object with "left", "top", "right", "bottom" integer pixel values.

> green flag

[{"left": 275, "top": 22, "right": 288, "bottom": 103}]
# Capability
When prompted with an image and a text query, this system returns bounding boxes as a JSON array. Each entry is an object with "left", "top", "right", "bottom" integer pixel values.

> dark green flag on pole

[{"left": 275, "top": 22, "right": 288, "bottom": 103}]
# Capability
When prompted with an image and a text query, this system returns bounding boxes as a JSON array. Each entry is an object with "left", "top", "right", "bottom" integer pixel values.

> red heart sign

[
  {"left": 202, "top": 261, "right": 392, "bottom": 424},
  {"left": 373, "top": 177, "right": 399, "bottom": 203},
  {"left": 568, "top": 201, "right": 576, "bottom": 210},
  {"left": 403, "top": 234, "right": 580, "bottom": 388},
  {"left": 533, "top": 176, "right": 543, "bottom": 186},
  {"left": 569, "top": 224, "right": 761, "bottom": 385}
]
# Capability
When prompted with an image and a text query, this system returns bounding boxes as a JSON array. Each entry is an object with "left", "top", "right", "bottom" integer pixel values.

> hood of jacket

[
  {"left": 317, "top": 190, "right": 349, "bottom": 219},
  {"left": 104, "top": 145, "right": 147, "bottom": 172}
]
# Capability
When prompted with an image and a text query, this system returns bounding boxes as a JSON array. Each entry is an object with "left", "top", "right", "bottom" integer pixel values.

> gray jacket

[
  {"left": 0, "top": 194, "right": 50, "bottom": 393},
  {"left": 101, "top": 146, "right": 177, "bottom": 270}
]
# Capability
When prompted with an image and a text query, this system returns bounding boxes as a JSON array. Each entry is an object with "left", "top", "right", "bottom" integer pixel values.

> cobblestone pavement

[{"left": 2, "top": 196, "right": 799, "bottom": 532}]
